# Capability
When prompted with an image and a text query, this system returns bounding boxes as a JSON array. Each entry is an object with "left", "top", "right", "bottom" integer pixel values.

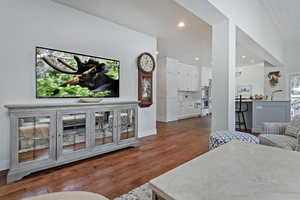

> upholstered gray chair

[{"left": 259, "top": 116, "right": 300, "bottom": 151}]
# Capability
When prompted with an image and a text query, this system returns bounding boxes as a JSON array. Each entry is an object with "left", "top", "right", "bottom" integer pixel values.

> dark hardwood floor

[{"left": 0, "top": 117, "right": 210, "bottom": 200}]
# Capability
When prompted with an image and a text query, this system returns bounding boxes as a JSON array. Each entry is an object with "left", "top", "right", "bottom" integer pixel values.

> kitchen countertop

[
  {"left": 235, "top": 100, "right": 290, "bottom": 103},
  {"left": 150, "top": 141, "right": 300, "bottom": 200}
]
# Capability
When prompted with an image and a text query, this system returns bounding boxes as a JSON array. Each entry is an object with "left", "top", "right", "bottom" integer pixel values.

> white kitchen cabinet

[
  {"left": 177, "top": 100, "right": 201, "bottom": 120},
  {"left": 167, "top": 70, "right": 178, "bottom": 98},
  {"left": 184, "top": 71, "right": 190, "bottom": 91},
  {"left": 157, "top": 57, "right": 180, "bottom": 122},
  {"left": 177, "top": 71, "right": 182, "bottom": 91},
  {"left": 186, "top": 71, "right": 192, "bottom": 91},
  {"left": 177, "top": 67, "right": 199, "bottom": 92},
  {"left": 192, "top": 73, "right": 199, "bottom": 91},
  {"left": 157, "top": 57, "right": 201, "bottom": 122}
]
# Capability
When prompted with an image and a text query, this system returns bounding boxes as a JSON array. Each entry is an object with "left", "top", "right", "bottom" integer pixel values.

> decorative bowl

[{"left": 79, "top": 98, "right": 103, "bottom": 103}]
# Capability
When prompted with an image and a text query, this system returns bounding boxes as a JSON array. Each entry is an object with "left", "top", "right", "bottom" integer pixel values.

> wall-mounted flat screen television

[{"left": 36, "top": 47, "right": 119, "bottom": 98}]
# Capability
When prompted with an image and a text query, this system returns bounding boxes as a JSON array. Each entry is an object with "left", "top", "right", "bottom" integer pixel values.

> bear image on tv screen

[{"left": 36, "top": 47, "right": 119, "bottom": 98}]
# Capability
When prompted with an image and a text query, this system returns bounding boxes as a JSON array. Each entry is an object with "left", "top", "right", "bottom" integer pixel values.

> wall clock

[{"left": 137, "top": 52, "right": 156, "bottom": 108}]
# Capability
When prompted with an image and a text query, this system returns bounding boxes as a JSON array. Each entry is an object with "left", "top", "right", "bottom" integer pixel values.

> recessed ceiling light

[
  {"left": 242, "top": 55, "right": 246, "bottom": 59},
  {"left": 195, "top": 57, "right": 200, "bottom": 61},
  {"left": 178, "top": 22, "right": 185, "bottom": 28},
  {"left": 155, "top": 51, "right": 159, "bottom": 55}
]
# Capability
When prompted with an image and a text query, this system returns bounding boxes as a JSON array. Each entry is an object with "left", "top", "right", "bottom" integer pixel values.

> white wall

[
  {"left": 208, "top": 0, "right": 284, "bottom": 65},
  {"left": 282, "top": 44, "right": 300, "bottom": 101},
  {"left": 236, "top": 63, "right": 265, "bottom": 96},
  {"left": 211, "top": 20, "right": 236, "bottom": 132},
  {"left": 156, "top": 58, "right": 168, "bottom": 122},
  {"left": 270, "top": 43, "right": 300, "bottom": 102},
  {"left": 0, "top": 0, "right": 157, "bottom": 170},
  {"left": 264, "top": 66, "right": 288, "bottom": 101},
  {"left": 174, "top": 0, "right": 283, "bottom": 66},
  {"left": 285, "top": 44, "right": 300, "bottom": 74}
]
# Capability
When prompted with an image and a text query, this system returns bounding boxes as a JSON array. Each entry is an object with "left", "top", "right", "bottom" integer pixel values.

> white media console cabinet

[{"left": 5, "top": 101, "right": 139, "bottom": 183}]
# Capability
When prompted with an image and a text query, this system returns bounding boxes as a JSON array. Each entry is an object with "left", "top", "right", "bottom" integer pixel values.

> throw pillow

[{"left": 285, "top": 116, "right": 300, "bottom": 138}]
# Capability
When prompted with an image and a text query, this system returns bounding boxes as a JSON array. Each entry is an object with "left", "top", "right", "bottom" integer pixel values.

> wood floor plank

[{"left": 0, "top": 117, "right": 210, "bottom": 200}]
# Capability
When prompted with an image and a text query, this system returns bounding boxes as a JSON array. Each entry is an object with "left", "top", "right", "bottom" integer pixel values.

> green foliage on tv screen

[
  {"left": 105, "top": 61, "right": 119, "bottom": 80},
  {"left": 37, "top": 68, "right": 112, "bottom": 98}
]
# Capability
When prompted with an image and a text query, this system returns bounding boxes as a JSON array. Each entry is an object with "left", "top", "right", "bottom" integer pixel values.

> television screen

[{"left": 36, "top": 47, "right": 119, "bottom": 98}]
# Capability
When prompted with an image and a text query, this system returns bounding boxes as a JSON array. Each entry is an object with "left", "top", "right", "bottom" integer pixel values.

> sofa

[{"left": 258, "top": 116, "right": 300, "bottom": 151}]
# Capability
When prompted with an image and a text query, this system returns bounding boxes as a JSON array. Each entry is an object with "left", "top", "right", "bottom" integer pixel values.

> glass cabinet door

[
  {"left": 94, "top": 111, "right": 114, "bottom": 147},
  {"left": 17, "top": 114, "right": 55, "bottom": 164},
  {"left": 119, "top": 108, "right": 136, "bottom": 142},
  {"left": 59, "top": 112, "right": 89, "bottom": 155}
]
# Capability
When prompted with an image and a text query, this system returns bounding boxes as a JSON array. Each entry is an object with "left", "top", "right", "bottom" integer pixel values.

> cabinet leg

[
  {"left": 7, "top": 170, "right": 31, "bottom": 184},
  {"left": 131, "top": 142, "right": 140, "bottom": 148}
]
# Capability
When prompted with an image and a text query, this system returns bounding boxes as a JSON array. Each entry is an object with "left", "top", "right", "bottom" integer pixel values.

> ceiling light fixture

[
  {"left": 155, "top": 51, "right": 159, "bottom": 55},
  {"left": 242, "top": 55, "right": 246, "bottom": 59},
  {"left": 195, "top": 57, "right": 200, "bottom": 61},
  {"left": 178, "top": 22, "right": 185, "bottom": 28}
]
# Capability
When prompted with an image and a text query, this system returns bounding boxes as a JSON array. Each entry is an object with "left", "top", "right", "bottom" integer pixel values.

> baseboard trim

[
  {"left": 138, "top": 129, "right": 157, "bottom": 138},
  {"left": 178, "top": 114, "right": 201, "bottom": 120},
  {"left": 0, "top": 160, "right": 9, "bottom": 171},
  {"left": 156, "top": 117, "right": 167, "bottom": 122},
  {"left": 157, "top": 119, "right": 177, "bottom": 123}
]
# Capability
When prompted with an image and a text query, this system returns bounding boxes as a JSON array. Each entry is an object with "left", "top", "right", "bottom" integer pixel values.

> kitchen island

[{"left": 236, "top": 100, "right": 290, "bottom": 132}]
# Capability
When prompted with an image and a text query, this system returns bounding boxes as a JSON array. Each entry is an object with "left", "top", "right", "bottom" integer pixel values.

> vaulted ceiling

[
  {"left": 260, "top": 0, "right": 300, "bottom": 44},
  {"left": 53, "top": 0, "right": 264, "bottom": 67}
]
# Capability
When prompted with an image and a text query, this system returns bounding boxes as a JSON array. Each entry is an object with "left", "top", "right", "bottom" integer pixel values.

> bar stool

[{"left": 236, "top": 95, "right": 248, "bottom": 131}]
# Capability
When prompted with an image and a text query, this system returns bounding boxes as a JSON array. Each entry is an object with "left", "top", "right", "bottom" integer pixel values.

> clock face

[{"left": 138, "top": 53, "right": 155, "bottom": 73}]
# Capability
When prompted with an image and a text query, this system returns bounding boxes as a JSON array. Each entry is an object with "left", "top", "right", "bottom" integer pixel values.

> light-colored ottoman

[
  {"left": 23, "top": 192, "right": 109, "bottom": 200},
  {"left": 209, "top": 130, "right": 259, "bottom": 149}
]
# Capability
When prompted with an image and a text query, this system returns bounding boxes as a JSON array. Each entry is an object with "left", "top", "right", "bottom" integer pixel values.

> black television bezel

[{"left": 35, "top": 46, "right": 120, "bottom": 99}]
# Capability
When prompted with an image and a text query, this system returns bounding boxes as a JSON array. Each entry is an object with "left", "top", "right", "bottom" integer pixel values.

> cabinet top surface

[{"left": 5, "top": 100, "right": 139, "bottom": 110}]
